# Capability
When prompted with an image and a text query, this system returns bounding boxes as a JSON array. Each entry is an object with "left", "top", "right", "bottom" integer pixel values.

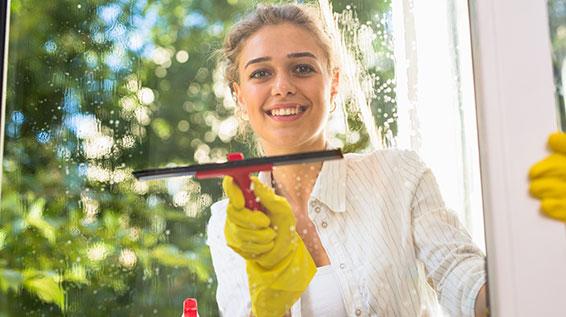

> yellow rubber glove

[
  {"left": 529, "top": 132, "right": 566, "bottom": 221},
  {"left": 223, "top": 176, "right": 316, "bottom": 317}
]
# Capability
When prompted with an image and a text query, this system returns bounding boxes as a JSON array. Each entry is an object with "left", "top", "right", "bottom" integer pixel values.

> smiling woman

[{"left": 208, "top": 3, "right": 487, "bottom": 317}]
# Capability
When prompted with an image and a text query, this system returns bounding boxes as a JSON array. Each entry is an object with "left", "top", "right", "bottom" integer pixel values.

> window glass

[
  {"left": 548, "top": 0, "right": 566, "bottom": 129},
  {"left": 0, "top": 0, "right": 482, "bottom": 315}
]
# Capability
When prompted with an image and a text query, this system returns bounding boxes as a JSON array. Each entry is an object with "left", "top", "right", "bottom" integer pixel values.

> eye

[
  {"left": 249, "top": 69, "right": 270, "bottom": 79},
  {"left": 294, "top": 64, "right": 315, "bottom": 75}
]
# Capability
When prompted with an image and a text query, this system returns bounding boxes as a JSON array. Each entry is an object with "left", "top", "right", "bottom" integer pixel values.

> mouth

[{"left": 265, "top": 105, "right": 308, "bottom": 117}]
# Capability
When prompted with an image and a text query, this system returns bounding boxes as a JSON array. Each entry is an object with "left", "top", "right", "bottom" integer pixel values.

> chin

[{"left": 263, "top": 134, "right": 324, "bottom": 152}]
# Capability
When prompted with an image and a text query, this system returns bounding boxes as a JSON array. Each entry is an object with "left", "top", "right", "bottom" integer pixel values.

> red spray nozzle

[{"left": 183, "top": 298, "right": 198, "bottom": 317}]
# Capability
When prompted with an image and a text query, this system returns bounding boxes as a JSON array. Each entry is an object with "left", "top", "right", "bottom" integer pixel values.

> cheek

[
  {"left": 241, "top": 85, "right": 267, "bottom": 108},
  {"left": 314, "top": 82, "right": 332, "bottom": 107}
]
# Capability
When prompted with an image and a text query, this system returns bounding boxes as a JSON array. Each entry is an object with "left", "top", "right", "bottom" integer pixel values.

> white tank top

[{"left": 300, "top": 265, "right": 348, "bottom": 317}]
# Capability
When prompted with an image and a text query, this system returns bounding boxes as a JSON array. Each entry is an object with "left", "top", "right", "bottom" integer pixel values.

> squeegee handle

[
  {"left": 194, "top": 153, "right": 272, "bottom": 211},
  {"left": 231, "top": 171, "right": 264, "bottom": 211}
]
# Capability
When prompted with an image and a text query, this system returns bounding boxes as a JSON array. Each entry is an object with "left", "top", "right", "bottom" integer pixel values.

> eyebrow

[{"left": 244, "top": 51, "right": 318, "bottom": 69}]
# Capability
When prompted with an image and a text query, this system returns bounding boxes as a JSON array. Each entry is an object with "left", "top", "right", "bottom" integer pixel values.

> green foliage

[
  {"left": 22, "top": 271, "right": 65, "bottom": 310},
  {"left": 1, "top": 0, "right": 395, "bottom": 316},
  {"left": 0, "top": 269, "right": 23, "bottom": 293}
]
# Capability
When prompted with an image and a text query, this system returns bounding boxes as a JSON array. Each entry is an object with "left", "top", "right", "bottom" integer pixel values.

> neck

[
  {"left": 261, "top": 138, "right": 326, "bottom": 211},
  {"left": 271, "top": 161, "right": 322, "bottom": 210}
]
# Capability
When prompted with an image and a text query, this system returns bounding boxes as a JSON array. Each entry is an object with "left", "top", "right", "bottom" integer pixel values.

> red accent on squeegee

[
  {"left": 226, "top": 152, "right": 244, "bottom": 161},
  {"left": 183, "top": 298, "right": 198, "bottom": 317},
  {"left": 194, "top": 152, "right": 272, "bottom": 211}
]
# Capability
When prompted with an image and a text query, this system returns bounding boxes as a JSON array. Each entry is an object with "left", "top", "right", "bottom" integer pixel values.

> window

[
  {"left": 0, "top": 0, "right": 483, "bottom": 315},
  {"left": 391, "top": 0, "right": 484, "bottom": 249}
]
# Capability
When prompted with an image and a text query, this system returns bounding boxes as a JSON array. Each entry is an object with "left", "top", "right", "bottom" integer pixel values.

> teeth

[{"left": 270, "top": 107, "right": 303, "bottom": 116}]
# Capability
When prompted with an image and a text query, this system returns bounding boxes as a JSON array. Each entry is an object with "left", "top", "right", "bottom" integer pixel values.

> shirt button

[
  {"left": 339, "top": 263, "right": 346, "bottom": 269},
  {"left": 314, "top": 206, "right": 321, "bottom": 213},
  {"left": 321, "top": 221, "right": 328, "bottom": 228},
  {"left": 355, "top": 308, "right": 362, "bottom": 316}
]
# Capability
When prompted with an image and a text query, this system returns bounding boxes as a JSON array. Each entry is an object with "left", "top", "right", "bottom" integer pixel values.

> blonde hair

[{"left": 220, "top": 3, "right": 337, "bottom": 91}]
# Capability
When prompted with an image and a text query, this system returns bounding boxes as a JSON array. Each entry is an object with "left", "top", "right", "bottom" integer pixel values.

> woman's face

[{"left": 232, "top": 23, "right": 339, "bottom": 153}]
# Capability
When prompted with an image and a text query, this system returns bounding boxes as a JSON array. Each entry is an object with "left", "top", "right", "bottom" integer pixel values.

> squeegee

[{"left": 132, "top": 149, "right": 343, "bottom": 211}]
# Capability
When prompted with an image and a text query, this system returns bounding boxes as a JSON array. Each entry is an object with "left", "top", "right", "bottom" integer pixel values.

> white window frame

[{"left": 469, "top": 0, "right": 566, "bottom": 315}]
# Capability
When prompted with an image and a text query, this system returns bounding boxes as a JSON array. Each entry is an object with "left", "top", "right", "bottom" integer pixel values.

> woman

[{"left": 206, "top": 3, "right": 488, "bottom": 317}]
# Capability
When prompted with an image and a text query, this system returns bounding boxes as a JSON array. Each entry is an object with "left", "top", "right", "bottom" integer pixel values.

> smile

[{"left": 267, "top": 105, "right": 307, "bottom": 117}]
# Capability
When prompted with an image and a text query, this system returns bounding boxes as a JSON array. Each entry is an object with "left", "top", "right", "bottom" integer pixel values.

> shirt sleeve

[
  {"left": 206, "top": 199, "right": 252, "bottom": 317},
  {"left": 408, "top": 154, "right": 486, "bottom": 317}
]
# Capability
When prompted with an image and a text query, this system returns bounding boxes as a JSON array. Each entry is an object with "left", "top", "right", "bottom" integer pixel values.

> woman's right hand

[
  {"left": 223, "top": 176, "right": 277, "bottom": 261},
  {"left": 223, "top": 176, "right": 299, "bottom": 269},
  {"left": 222, "top": 176, "right": 316, "bottom": 317}
]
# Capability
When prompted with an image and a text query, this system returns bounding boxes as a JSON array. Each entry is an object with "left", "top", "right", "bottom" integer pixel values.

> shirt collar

[{"left": 257, "top": 154, "right": 347, "bottom": 213}]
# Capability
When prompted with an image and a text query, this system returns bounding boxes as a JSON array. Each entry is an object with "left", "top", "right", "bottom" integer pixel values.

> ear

[
  {"left": 232, "top": 81, "right": 245, "bottom": 107},
  {"left": 330, "top": 68, "right": 340, "bottom": 101}
]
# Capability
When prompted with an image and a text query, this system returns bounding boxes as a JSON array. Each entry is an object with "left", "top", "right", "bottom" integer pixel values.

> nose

[{"left": 271, "top": 72, "right": 296, "bottom": 97}]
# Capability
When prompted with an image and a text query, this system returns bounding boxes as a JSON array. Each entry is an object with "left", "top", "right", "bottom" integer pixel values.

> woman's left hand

[{"left": 529, "top": 132, "right": 566, "bottom": 221}]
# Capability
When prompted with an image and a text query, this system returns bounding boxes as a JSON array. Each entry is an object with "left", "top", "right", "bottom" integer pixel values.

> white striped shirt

[{"left": 206, "top": 149, "right": 486, "bottom": 317}]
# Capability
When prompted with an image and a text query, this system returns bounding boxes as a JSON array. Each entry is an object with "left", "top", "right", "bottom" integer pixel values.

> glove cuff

[{"left": 246, "top": 238, "right": 316, "bottom": 317}]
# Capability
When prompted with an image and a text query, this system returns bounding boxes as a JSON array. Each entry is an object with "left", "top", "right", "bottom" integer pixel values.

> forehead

[{"left": 238, "top": 23, "right": 326, "bottom": 64}]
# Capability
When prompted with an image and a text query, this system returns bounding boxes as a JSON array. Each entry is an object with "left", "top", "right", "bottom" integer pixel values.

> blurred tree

[{"left": 0, "top": 0, "right": 395, "bottom": 316}]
